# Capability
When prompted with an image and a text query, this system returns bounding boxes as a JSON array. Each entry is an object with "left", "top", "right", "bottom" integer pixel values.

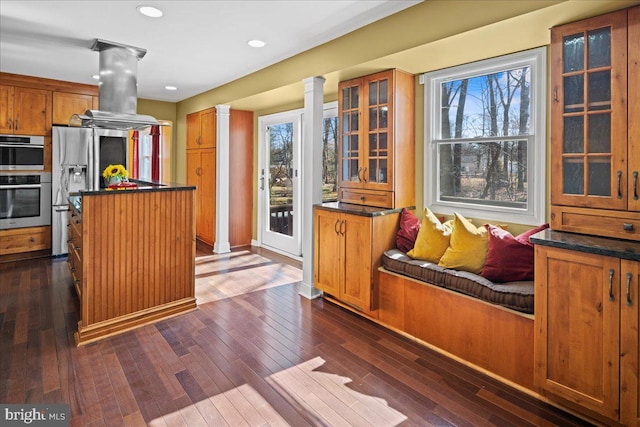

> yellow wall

[{"left": 173, "top": 0, "right": 639, "bottom": 236}]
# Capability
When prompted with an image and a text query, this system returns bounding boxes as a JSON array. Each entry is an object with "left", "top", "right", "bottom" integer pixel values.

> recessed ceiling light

[
  {"left": 248, "top": 39, "right": 266, "bottom": 48},
  {"left": 137, "top": 5, "right": 163, "bottom": 18},
  {"left": 165, "top": 86, "right": 177, "bottom": 91},
  {"left": 92, "top": 75, "right": 100, "bottom": 80}
]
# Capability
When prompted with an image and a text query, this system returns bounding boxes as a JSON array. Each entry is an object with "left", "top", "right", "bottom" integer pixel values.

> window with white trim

[{"left": 423, "top": 48, "right": 546, "bottom": 225}]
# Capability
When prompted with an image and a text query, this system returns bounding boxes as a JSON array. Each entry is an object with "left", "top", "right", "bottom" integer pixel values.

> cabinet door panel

[
  {"left": 186, "top": 151, "right": 202, "bottom": 239},
  {"left": 338, "top": 79, "right": 363, "bottom": 190},
  {"left": 620, "top": 259, "right": 639, "bottom": 426},
  {"left": 534, "top": 246, "right": 620, "bottom": 420},
  {"left": 363, "top": 71, "right": 393, "bottom": 192},
  {"left": 53, "top": 92, "right": 93, "bottom": 125},
  {"left": 0, "top": 85, "right": 14, "bottom": 133},
  {"left": 200, "top": 108, "right": 216, "bottom": 148},
  {"left": 550, "top": 11, "right": 627, "bottom": 210},
  {"left": 186, "top": 112, "right": 201, "bottom": 150},
  {"left": 313, "top": 209, "right": 341, "bottom": 297},
  {"left": 629, "top": 6, "right": 640, "bottom": 213},
  {"left": 341, "top": 214, "right": 371, "bottom": 310},
  {"left": 13, "top": 87, "right": 50, "bottom": 136},
  {"left": 199, "top": 149, "right": 216, "bottom": 245}
]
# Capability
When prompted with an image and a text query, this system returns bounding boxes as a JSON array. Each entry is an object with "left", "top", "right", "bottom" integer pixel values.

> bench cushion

[{"left": 382, "top": 249, "right": 534, "bottom": 314}]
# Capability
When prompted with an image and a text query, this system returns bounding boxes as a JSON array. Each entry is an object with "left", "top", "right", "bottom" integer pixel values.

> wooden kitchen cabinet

[
  {"left": 186, "top": 107, "right": 216, "bottom": 149},
  {"left": 186, "top": 148, "right": 216, "bottom": 245},
  {"left": 337, "top": 69, "right": 414, "bottom": 208},
  {"left": 0, "top": 85, "right": 51, "bottom": 135},
  {"left": 67, "top": 205, "right": 83, "bottom": 298},
  {"left": 621, "top": 259, "right": 640, "bottom": 427},
  {"left": 68, "top": 188, "right": 196, "bottom": 346},
  {"left": 0, "top": 226, "right": 51, "bottom": 255},
  {"left": 52, "top": 91, "right": 99, "bottom": 125},
  {"left": 314, "top": 206, "right": 400, "bottom": 315},
  {"left": 550, "top": 7, "right": 640, "bottom": 240},
  {"left": 534, "top": 242, "right": 640, "bottom": 424}
]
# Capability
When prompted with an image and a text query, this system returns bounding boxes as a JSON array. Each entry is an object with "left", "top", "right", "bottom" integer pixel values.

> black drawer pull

[
  {"left": 617, "top": 171, "right": 623, "bottom": 199},
  {"left": 626, "top": 272, "right": 633, "bottom": 306},
  {"left": 609, "top": 269, "right": 615, "bottom": 301},
  {"left": 634, "top": 171, "right": 638, "bottom": 200},
  {"left": 623, "top": 223, "right": 634, "bottom": 232}
]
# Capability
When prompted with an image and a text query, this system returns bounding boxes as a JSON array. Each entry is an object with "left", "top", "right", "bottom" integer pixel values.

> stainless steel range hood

[{"left": 73, "top": 39, "right": 160, "bottom": 130}]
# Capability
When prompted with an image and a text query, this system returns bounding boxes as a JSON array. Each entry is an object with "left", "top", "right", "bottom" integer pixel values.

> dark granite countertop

[
  {"left": 530, "top": 229, "right": 640, "bottom": 261},
  {"left": 314, "top": 201, "right": 413, "bottom": 217},
  {"left": 77, "top": 179, "right": 195, "bottom": 196}
]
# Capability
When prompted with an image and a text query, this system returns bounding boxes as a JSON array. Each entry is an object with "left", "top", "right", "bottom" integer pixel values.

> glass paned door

[
  {"left": 261, "top": 118, "right": 301, "bottom": 256},
  {"left": 552, "top": 13, "right": 627, "bottom": 210},
  {"left": 339, "top": 81, "right": 362, "bottom": 188},
  {"left": 364, "top": 75, "right": 392, "bottom": 191}
]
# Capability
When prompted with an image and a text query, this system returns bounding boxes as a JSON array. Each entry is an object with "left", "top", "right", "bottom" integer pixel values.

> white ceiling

[{"left": 0, "top": 0, "right": 420, "bottom": 103}]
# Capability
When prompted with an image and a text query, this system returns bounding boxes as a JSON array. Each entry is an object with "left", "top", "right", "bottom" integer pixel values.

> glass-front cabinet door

[
  {"left": 363, "top": 72, "right": 393, "bottom": 192},
  {"left": 338, "top": 79, "right": 363, "bottom": 189},
  {"left": 550, "top": 10, "right": 627, "bottom": 210}
]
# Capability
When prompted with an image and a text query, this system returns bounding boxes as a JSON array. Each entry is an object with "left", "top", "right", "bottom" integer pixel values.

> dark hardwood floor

[{"left": 0, "top": 247, "right": 593, "bottom": 426}]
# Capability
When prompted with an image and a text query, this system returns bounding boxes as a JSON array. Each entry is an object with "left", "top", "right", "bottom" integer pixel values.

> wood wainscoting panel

[
  {"left": 379, "top": 269, "right": 535, "bottom": 391},
  {"left": 76, "top": 188, "right": 196, "bottom": 344}
]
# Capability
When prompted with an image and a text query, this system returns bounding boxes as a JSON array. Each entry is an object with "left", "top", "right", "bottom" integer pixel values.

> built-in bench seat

[
  {"left": 382, "top": 249, "right": 534, "bottom": 314},
  {"left": 376, "top": 249, "right": 535, "bottom": 392}
]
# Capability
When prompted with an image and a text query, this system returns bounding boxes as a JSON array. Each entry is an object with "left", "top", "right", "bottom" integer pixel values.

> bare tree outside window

[
  {"left": 438, "top": 67, "right": 531, "bottom": 208},
  {"left": 268, "top": 122, "right": 294, "bottom": 206},
  {"left": 322, "top": 116, "right": 338, "bottom": 202}
]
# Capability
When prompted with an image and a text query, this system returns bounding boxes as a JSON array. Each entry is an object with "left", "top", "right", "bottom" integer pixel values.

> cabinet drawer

[
  {"left": 0, "top": 226, "right": 51, "bottom": 255},
  {"left": 68, "top": 217, "right": 82, "bottom": 244},
  {"left": 339, "top": 188, "right": 393, "bottom": 208},
  {"left": 551, "top": 206, "right": 640, "bottom": 241},
  {"left": 67, "top": 245, "right": 82, "bottom": 298},
  {"left": 68, "top": 208, "right": 82, "bottom": 227}
]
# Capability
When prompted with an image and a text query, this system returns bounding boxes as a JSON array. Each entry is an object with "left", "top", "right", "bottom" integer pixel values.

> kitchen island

[{"left": 68, "top": 181, "right": 196, "bottom": 345}]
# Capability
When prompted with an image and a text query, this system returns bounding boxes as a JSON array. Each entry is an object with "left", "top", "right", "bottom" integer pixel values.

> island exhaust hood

[{"left": 73, "top": 39, "right": 160, "bottom": 130}]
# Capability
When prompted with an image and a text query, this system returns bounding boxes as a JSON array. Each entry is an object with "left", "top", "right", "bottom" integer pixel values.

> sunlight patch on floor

[
  {"left": 151, "top": 357, "right": 406, "bottom": 426},
  {"left": 196, "top": 262, "right": 302, "bottom": 304}
]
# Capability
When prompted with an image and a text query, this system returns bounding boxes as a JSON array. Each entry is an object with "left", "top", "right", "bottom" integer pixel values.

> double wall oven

[{"left": 0, "top": 135, "right": 51, "bottom": 230}]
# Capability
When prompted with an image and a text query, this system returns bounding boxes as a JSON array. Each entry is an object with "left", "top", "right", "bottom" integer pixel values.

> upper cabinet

[
  {"left": 0, "top": 85, "right": 51, "bottom": 135},
  {"left": 337, "top": 69, "right": 415, "bottom": 209},
  {"left": 52, "top": 92, "right": 99, "bottom": 125},
  {"left": 186, "top": 107, "right": 216, "bottom": 150},
  {"left": 550, "top": 7, "right": 640, "bottom": 240}
]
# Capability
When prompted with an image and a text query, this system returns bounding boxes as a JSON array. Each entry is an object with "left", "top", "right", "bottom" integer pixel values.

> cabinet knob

[
  {"left": 360, "top": 195, "right": 365, "bottom": 201},
  {"left": 29, "top": 237, "right": 35, "bottom": 243},
  {"left": 623, "top": 223, "right": 634, "bottom": 232}
]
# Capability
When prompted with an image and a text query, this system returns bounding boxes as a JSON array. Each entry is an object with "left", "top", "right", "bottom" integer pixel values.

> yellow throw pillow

[
  {"left": 407, "top": 208, "right": 451, "bottom": 263},
  {"left": 438, "top": 213, "right": 488, "bottom": 274}
]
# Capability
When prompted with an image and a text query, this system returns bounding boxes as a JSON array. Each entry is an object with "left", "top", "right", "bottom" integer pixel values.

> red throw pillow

[
  {"left": 515, "top": 223, "right": 549, "bottom": 246},
  {"left": 481, "top": 223, "right": 549, "bottom": 283},
  {"left": 396, "top": 208, "right": 421, "bottom": 253}
]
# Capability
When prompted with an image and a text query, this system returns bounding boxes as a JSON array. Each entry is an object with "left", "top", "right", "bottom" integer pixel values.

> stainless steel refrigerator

[{"left": 51, "top": 126, "right": 93, "bottom": 256}]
